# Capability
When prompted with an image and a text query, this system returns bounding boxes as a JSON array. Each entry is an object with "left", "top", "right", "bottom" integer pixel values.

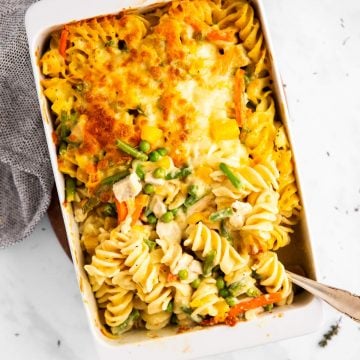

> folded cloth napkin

[{"left": 0, "top": 0, "right": 54, "bottom": 248}]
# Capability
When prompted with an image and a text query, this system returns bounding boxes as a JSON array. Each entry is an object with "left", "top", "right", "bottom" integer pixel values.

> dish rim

[{"left": 25, "top": 0, "right": 323, "bottom": 358}]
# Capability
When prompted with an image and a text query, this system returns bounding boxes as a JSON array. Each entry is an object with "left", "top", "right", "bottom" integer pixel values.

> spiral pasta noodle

[
  {"left": 240, "top": 190, "right": 279, "bottom": 250},
  {"left": 190, "top": 278, "right": 228, "bottom": 322},
  {"left": 104, "top": 286, "right": 134, "bottom": 328},
  {"left": 252, "top": 251, "right": 292, "bottom": 302},
  {"left": 184, "top": 222, "right": 248, "bottom": 274}
]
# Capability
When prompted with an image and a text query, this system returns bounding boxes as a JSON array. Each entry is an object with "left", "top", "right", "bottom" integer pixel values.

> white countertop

[{"left": 1, "top": 0, "right": 360, "bottom": 359}]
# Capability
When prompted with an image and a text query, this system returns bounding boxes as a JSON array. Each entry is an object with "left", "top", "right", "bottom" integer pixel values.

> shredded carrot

[
  {"left": 225, "top": 292, "right": 283, "bottom": 326},
  {"left": 207, "top": 29, "right": 234, "bottom": 42},
  {"left": 131, "top": 194, "right": 148, "bottom": 225},
  {"left": 115, "top": 199, "right": 128, "bottom": 224},
  {"left": 59, "top": 28, "right": 69, "bottom": 57},
  {"left": 51, "top": 131, "right": 59, "bottom": 145},
  {"left": 234, "top": 69, "right": 246, "bottom": 127},
  {"left": 167, "top": 273, "right": 179, "bottom": 282}
]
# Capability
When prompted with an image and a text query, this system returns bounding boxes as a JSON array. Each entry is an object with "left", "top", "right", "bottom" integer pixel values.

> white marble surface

[{"left": 1, "top": 0, "right": 360, "bottom": 359}]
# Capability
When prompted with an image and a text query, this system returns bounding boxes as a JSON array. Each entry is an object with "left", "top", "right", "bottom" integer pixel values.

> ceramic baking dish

[{"left": 25, "top": 0, "right": 322, "bottom": 358}]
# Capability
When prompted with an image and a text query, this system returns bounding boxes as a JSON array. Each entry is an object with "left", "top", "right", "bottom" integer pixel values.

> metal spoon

[{"left": 286, "top": 270, "right": 360, "bottom": 322}]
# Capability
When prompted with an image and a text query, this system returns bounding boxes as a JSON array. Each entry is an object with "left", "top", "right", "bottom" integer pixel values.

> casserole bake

[{"left": 26, "top": 0, "right": 322, "bottom": 358}]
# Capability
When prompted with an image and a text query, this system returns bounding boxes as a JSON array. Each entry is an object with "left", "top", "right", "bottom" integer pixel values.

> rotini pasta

[
  {"left": 41, "top": 0, "right": 302, "bottom": 336},
  {"left": 184, "top": 222, "right": 248, "bottom": 275},
  {"left": 252, "top": 251, "right": 292, "bottom": 303}
]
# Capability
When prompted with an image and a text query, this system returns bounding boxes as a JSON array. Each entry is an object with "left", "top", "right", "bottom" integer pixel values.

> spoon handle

[{"left": 286, "top": 270, "right": 360, "bottom": 322}]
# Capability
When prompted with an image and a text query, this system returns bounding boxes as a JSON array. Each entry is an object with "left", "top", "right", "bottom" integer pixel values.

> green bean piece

[
  {"left": 246, "top": 287, "right": 261, "bottom": 297},
  {"left": 180, "top": 306, "right": 192, "bottom": 315},
  {"left": 149, "top": 150, "right": 161, "bottom": 162},
  {"left": 59, "top": 142, "right": 67, "bottom": 155},
  {"left": 161, "top": 211, "right": 174, "bottom": 223},
  {"left": 244, "top": 73, "right": 251, "bottom": 86},
  {"left": 219, "top": 162, "right": 242, "bottom": 189},
  {"left": 228, "top": 281, "right": 245, "bottom": 297},
  {"left": 116, "top": 139, "right": 148, "bottom": 161},
  {"left": 82, "top": 197, "right": 100, "bottom": 213},
  {"left": 188, "top": 184, "right": 198, "bottom": 197},
  {"left": 144, "top": 239, "right": 156, "bottom": 251},
  {"left": 165, "top": 166, "right": 192, "bottom": 180},
  {"left": 184, "top": 195, "right": 199, "bottom": 208},
  {"left": 263, "top": 304, "right": 274, "bottom": 312},
  {"left": 179, "top": 167, "right": 192, "bottom": 179},
  {"left": 166, "top": 301, "right": 174, "bottom": 313},
  {"left": 135, "top": 164, "right": 145, "bottom": 180},
  {"left": 65, "top": 177, "right": 76, "bottom": 202},
  {"left": 143, "top": 183, "right": 155, "bottom": 195},
  {"left": 209, "top": 208, "right": 233, "bottom": 222},
  {"left": 100, "top": 170, "right": 130, "bottom": 186},
  {"left": 170, "top": 207, "right": 181, "bottom": 216},
  {"left": 157, "top": 147, "right": 168, "bottom": 156},
  {"left": 170, "top": 313, "right": 179, "bottom": 325},
  {"left": 191, "top": 278, "right": 201, "bottom": 289},
  {"left": 139, "top": 140, "right": 151, "bottom": 153},
  {"left": 216, "top": 277, "right": 225, "bottom": 290},
  {"left": 144, "top": 207, "right": 153, "bottom": 217},
  {"left": 219, "top": 288, "right": 230, "bottom": 298},
  {"left": 225, "top": 297, "right": 236, "bottom": 307},
  {"left": 212, "top": 265, "right": 221, "bottom": 275},
  {"left": 102, "top": 203, "right": 117, "bottom": 217},
  {"left": 220, "top": 220, "right": 233, "bottom": 243},
  {"left": 203, "top": 250, "right": 216, "bottom": 275},
  {"left": 251, "top": 269, "right": 262, "bottom": 280},
  {"left": 147, "top": 214, "right": 157, "bottom": 225},
  {"left": 60, "top": 124, "right": 70, "bottom": 141},
  {"left": 178, "top": 269, "right": 188, "bottom": 280},
  {"left": 153, "top": 167, "right": 166, "bottom": 179},
  {"left": 111, "top": 309, "right": 140, "bottom": 335}
]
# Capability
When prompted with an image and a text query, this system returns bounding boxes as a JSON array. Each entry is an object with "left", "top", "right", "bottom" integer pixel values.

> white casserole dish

[{"left": 25, "top": 0, "right": 322, "bottom": 358}]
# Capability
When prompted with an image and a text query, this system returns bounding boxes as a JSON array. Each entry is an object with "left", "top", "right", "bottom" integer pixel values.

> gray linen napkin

[{"left": 0, "top": 0, "right": 54, "bottom": 248}]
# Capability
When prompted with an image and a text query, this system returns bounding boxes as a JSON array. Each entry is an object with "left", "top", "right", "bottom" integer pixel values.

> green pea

[
  {"left": 143, "top": 183, "right": 155, "bottom": 194},
  {"left": 147, "top": 214, "right": 157, "bottom": 224},
  {"left": 191, "top": 278, "right": 201, "bottom": 289},
  {"left": 216, "top": 277, "right": 225, "bottom": 290},
  {"left": 178, "top": 269, "right": 188, "bottom": 280},
  {"left": 225, "top": 297, "right": 236, "bottom": 307},
  {"left": 149, "top": 150, "right": 161, "bottom": 162},
  {"left": 139, "top": 140, "right": 151, "bottom": 153},
  {"left": 219, "top": 288, "right": 230, "bottom": 298},
  {"left": 135, "top": 165, "right": 145, "bottom": 180},
  {"left": 161, "top": 211, "right": 174, "bottom": 223},
  {"left": 153, "top": 167, "right": 166, "bottom": 179},
  {"left": 157, "top": 147, "right": 168, "bottom": 156},
  {"left": 166, "top": 301, "right": 173, "bottom": 313}
]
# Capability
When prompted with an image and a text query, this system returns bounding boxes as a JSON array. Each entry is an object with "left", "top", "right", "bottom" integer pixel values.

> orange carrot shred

[
  {"left": 59, "top": 29, "right": 69, "bottom": 57},
  {"left": 227, "top": 292, "right": 283, "bottom": 322},
  {"left": 207, "top": 30, "right": 234, "bottom": 42},
  {"left": 131, "top": 194, "right": 148, "bottom": 225},
  {"left": 234, "top": 69, "right": 246, "bottom": 127},
  {"left": 115, "top": 199, "right": 128, "bottom": 224},
  {"left": 167, "top": 273, "right": 179, "bottom": 282}
]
